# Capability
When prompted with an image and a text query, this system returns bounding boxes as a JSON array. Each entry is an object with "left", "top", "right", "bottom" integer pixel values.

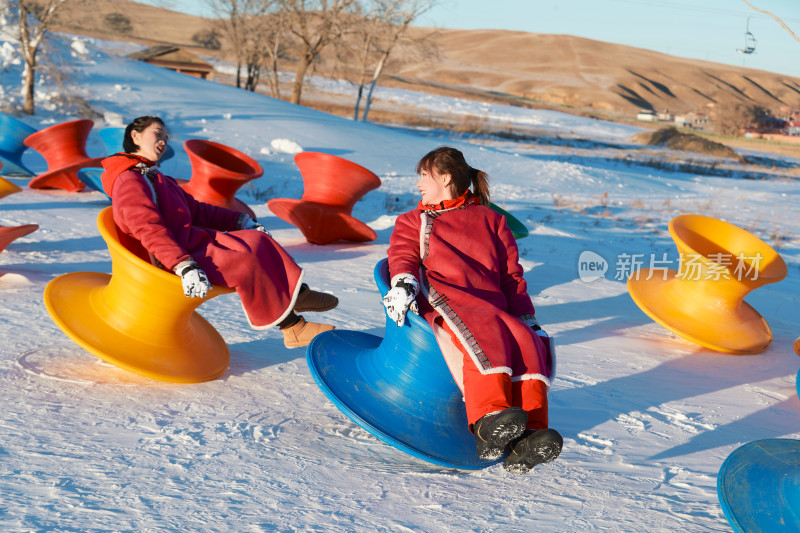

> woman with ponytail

[{"left": 383, "top": 146, "right": 561, "bottom": 474}]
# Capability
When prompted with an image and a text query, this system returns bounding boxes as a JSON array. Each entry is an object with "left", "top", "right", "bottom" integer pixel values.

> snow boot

[
  {"left": 294, "top": 284, "right": 339, "bottom": 313},
  {"left": 502, "top": 428, "right": 563, "bottom": 474},
  {"left": 472, "top": 407, "right": 528, "bottom": 460},
  {"left": 283, "top": 317, "right": 335, "bottom": 348}
]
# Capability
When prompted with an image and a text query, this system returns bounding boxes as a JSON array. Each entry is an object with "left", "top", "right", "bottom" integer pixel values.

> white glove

[
  {"left": 382, "top": 273, "right": 419, "bottom": 326},
  {"left": 520, "top": 314, "right": 549, "bottom": 339},
  {"left": 522, "top": 313, "right": 556, "bottom": 378},
  {"left": 174, "top": 260, "right": 211, "bottom": 298},
  {"left": 241, "top": 217, "right": 270, "bottom": 236}
]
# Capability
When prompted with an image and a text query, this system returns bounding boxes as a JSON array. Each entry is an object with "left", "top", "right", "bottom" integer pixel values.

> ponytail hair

[{"left": 416, "top": 146, "right": 490, "bottom": 205}]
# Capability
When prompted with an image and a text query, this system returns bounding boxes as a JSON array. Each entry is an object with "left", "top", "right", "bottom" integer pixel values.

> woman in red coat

[
  {"left": 384, "top": 146, "right": 562, "bottom": 474},
  {"left": 101, "top": 116, "right": 337, "bottom": 348}
]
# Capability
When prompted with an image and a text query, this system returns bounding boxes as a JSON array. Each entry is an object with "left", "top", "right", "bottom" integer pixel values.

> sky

[{"left": 139, "top": 0, "right": 800, "bottom": 77}]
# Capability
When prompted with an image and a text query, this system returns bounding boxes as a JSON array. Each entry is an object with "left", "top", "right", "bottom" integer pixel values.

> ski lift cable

[
  {"left": 612, "top": 0, "right": 800, "bottom": 24},
  {"left": 742, "top": 0, "right": 800, "bottom": 44}
]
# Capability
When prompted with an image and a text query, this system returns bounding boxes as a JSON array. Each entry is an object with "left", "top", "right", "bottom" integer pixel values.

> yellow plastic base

[
  {"left": 628, "top": 269, "right": 772, "bottom": 354},
  {"left": 44, "top": 272, "right": 230, "bottom": 383},
  {"left": 627, "top": 215, "right": 787, "bottom": 355},
  {"left": 0, "top": 176, "right": 22, "bottom": 199},
  {"left": 43, "top": 207, "right": 235, "bottom": 383}
]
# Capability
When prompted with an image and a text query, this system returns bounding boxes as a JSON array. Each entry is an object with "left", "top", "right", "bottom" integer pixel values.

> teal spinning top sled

[
  {"left": 306, "top": 259, "right": 496, "bottom": 469},
  {"left": 489, "top": 202, "right": 528, "bottom": 239}
]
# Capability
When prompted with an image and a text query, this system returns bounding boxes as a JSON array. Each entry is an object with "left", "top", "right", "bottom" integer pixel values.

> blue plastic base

[
  {"left": 307, "top": 329, "right": 494, "bottom": 470},
  {"left": 306, "top": 259, "right": 496, "bottom": 470},
  {"left": 717, "top": 438, "right": 800, "bottom": 533},
  {"left": 0, "top": 155, "right": 34, "bottom": 176},
  {"left": 77, "top": 168, "right": 111, "bottom": 200},
  {"left": 0, "top": 113, "right": 36, "bottom": 176}
]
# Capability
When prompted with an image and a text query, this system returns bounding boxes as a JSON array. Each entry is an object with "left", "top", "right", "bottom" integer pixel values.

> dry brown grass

[{"left": 47, "top": 0, "right": 800, "bottom": 160}]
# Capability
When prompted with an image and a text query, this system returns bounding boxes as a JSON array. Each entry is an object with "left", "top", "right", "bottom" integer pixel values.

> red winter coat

[
  {"left": 388, "top": 193, "right": 553, "bottom": 388},
  {"left": 101, "top": 153, "right": 303, "bottom": 329}
]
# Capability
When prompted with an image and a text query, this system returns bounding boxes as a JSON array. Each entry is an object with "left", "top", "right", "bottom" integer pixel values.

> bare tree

[
  {"left": 283, "top": 0, "right": 355, "bottom": 105},
  {"left": 257, "top": 10, "right": 290, "bottom": 98},
  {"left": 206, "top": 0, "right": 277, "bottom": 91},
  {"left": 10, "top": 0, "right": 83, "bottom": 114},
  {"left": 352, "top": 0, "right": 436, "bottom": 121},
  {"left": 714, "top": 103, "right": 771, "bottom": 137}
]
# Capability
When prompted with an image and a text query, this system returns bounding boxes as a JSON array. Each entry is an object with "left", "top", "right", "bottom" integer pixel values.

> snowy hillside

[{"left": 1, "top": 34, "right": 799, "bottom": 532}]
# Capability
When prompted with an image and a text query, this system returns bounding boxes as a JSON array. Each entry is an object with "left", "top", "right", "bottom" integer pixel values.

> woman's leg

[
  {"left": 440, "top": 318, "right": 548, "bottom": 430},
  {"left": 511, "top": 379, "right": 548, "bottom": 430},
  {"left": 440, "top": 319, "right": 512, "bottom": 426}
]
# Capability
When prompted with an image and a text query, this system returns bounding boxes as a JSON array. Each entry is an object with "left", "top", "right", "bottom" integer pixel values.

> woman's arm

[
  {"left": 387, "top": 211, "right": 422, "bottom": 281},
  {"left": 177, "top": 181, "right": 242, "bottom": 231},
  {"left": 495, "top": 214, "right": 536, "bottom": 316},
  {"left": 384, "top": 211, "right": 423, "bottom": 325},
  {"left": 112, "top": 171, "right": 191, "bottom": 270}
]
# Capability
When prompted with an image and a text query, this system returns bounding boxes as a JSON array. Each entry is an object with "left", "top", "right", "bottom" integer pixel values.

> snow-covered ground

[{"left": 1, "top": 34, "right": 799, "bottom": 532}]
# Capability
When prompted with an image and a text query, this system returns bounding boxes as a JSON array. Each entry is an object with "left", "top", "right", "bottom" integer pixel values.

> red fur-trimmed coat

[
  {"left": 101, "top": 153, "right": 303, "bottom": 329},
  {"left": 388, "top": 194, "right": 553, "bottom": 389}
]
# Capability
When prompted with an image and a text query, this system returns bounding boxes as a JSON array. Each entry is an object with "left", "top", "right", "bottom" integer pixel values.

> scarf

[{"left": 418, "top": 190, "right": 482, "bottom": 212}]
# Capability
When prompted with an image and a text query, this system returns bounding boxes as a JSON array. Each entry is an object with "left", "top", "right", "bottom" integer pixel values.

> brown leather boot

[
  {"left": 294, "top": 285, "right": 339, "bottom": 313},
  {"left": 282, "top": 316, "right": 335, "bottom": 348}
]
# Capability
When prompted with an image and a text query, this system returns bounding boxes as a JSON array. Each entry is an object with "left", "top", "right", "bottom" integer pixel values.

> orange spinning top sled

[
  {"left": 628, "top": 214, "right": 787, "bottom": 354},
  {"left": 181, "top": 139, "right": 262, "bottom": 219},
  {"left": 44, "top": 207, "right": 234, "bottom": 383},
  {"left": 268, "top": 152, "right": 381, "bottom": 245},
  {"left": 0, "top": 224, "right": 38, "bottom": 254},
  {"left": 0, "top": 175, "right": 23, "bottom": 199},
  {"left": 25, "top": 119, "right": 103, "bottom": 192}
]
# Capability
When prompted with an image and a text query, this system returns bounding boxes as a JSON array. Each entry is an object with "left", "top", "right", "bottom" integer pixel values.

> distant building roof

[{"left": 129, "top": 46, "right": 214, "bottom": 80}]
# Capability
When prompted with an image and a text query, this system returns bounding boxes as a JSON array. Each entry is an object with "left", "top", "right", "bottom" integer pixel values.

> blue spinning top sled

[
  {"left": 77, "top": 167, "right": 111, "bottom": 201},
  {"left": 0, "top": 112, "right": 37, "bottom": 176},
  {"left": 306, "top": 258, "right": 496, "bottom": 469},
  {"left": 717, "top": 438, "right": 800, "bottom": 532}
]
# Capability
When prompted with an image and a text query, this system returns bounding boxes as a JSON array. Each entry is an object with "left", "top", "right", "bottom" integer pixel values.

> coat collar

[{"left": 100, "top": 153, "right": 159, "bottom": 198}]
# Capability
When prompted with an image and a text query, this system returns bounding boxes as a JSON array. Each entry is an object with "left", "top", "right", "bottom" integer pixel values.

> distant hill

[
  {"left": 52, "top": 0, "right": 800, "bottom": 119},
  {"left": 396, "top": 29, "right": 800, "bottom": 117}
]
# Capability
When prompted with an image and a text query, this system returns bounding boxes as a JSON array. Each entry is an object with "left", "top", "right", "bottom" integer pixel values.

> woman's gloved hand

[
  {"left": 240, "top": 216, "right": 271, "bottom": 236},
  {"left": 174, "top": 260, "right": 212, "bottom": 298},
  {"left": 520, "top": 314, "right": 549, "bottom": 338},
  {"left": 521, "top": 313, "right": 556, "bottom": 374},
  {"left": 382, "top": 273, "right": 419, "bottom": 326}
]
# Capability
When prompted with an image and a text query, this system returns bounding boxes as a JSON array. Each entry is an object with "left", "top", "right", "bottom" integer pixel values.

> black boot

[
  {"left": 503, "top": 428, "right": 563, "bottom": 474},
  {"left": 472, "top": 407, "right": 528, "bottom": 460}
]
